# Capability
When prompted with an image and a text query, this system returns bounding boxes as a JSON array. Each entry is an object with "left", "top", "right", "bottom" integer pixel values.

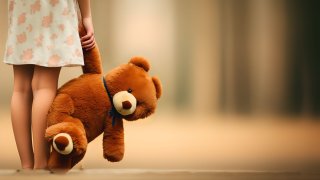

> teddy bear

[{"left": 44, "top": 43, "right": 162, "bottom": 172}]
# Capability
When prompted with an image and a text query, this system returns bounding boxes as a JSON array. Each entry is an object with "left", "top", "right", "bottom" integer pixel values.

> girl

[{"left": 4, "top": 0, "right": 95, "bottom": 170}]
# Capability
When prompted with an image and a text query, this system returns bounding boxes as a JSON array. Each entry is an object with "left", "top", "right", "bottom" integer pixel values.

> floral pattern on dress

[{"left": 4, "top": 0, "right": 84, "bottom": 67}]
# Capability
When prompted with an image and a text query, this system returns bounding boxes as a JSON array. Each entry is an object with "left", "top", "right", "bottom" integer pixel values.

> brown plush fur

[{"left": 45, "top": 44, "right": 162, "bottom": 172}]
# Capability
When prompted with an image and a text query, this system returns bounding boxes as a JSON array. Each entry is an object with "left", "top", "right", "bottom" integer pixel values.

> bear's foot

[
  {"left": 53, "top": 133, "right": 73, "bottom": 155},
  {"left": 46, "top": 122, "right": 87, "bottom": 156}
]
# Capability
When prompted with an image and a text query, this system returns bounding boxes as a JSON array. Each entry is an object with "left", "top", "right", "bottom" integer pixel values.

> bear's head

[{"left": 104, "top": 57, "right": 162, "bottom": 121}]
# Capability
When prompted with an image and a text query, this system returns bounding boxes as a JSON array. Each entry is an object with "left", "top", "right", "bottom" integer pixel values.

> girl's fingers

[
  {"left": 80, "top": 31, "right": 93, "bottom": 42},
  {"left": 83, "top": 40, "right": 95, "bottom": 50},
  {"left": 80, "top": 31, "right": 95, "bottom": 50},
  {"left": 85, "top": 44, "right": 96, "bottom": 51},
  {"left": 81, "top": 35, "right": 95, "bottom": 46},
  {"left": 81, "top": 34, "right": 90, "bottom": 41}
]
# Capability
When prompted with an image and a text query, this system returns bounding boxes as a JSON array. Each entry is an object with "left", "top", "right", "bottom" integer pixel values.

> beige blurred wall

[
  {"left": 0, "top": 0, "right": 12, "bottom": 109},
  {"left": 219, "top": 0, "right": 289, "bottom": 114}
]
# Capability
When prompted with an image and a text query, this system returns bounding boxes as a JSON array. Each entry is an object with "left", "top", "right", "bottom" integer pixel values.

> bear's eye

[{"left": 127, "top": 88, "right": 133, "bottom": 93}]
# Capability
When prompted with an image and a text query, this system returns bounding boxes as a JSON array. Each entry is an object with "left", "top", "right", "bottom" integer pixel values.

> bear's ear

[
  {"left": 152, "top": 77, "right": 162, "bottom": 99},
  {"left": 129, "top": 57, "right": 150, "bottom": 72}
]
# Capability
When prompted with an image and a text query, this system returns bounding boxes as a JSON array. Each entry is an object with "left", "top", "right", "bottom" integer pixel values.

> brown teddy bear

[{"left": 45, "top": 44, "right": 162, "bottom": 172}]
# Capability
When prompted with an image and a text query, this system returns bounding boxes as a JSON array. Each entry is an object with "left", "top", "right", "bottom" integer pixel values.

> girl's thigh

[{"left": 32, "top": 66, "right": 61, "bottom": 90}]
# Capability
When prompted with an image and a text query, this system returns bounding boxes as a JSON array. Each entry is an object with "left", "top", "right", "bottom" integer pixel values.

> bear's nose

[{"left": 122, "top": 101, "right": 132, "bottom": 110}]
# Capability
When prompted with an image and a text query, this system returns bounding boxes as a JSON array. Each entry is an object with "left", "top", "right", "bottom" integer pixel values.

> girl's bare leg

[
  {"left": 31, "top": 66, "right": 61, "bottom": 169},
  {"left": 11, "top": 65, "right": 35, "bottom": 169}
]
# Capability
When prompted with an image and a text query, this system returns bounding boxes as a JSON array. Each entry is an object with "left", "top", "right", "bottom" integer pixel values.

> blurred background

[{"left": 1, "top": 0, "right": 320, "bottom": 171}]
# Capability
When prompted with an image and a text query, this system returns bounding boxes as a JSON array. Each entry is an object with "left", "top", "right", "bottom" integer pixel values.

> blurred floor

[
  {"left": 0, "top": 169, "right": 320, "bottom": 180},
  {"left": 1, "top": 109, "right": 320, "bottom": 171}
]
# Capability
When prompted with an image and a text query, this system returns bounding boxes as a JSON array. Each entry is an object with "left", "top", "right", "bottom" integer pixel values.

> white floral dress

[{"left": 4, "top": 0, "right": 84, "bottom": 67}]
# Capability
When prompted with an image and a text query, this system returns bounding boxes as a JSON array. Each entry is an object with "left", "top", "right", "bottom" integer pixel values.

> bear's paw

[{"left": 53, "top": 133, "right": 73, "bottom": 155}]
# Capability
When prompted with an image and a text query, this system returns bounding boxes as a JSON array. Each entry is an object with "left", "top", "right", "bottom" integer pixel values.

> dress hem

[{"left": 3, "top": 61, "right": 84, "bottom": 67}]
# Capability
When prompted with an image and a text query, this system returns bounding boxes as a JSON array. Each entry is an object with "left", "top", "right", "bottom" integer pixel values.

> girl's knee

[
  {"left": 31, "top": 75, "right": 57, "bottom": 94},
  {"left": 13, "top": 81, "right": 32, "bottom": 94},
  {"left": 31, "top": 66, "right": 61, "bottom": 93},
  {"left": 31, "top": 76, "right": 39, "bottom": 93}
]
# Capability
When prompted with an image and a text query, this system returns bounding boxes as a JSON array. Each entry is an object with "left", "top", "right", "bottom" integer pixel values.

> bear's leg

[
  {"left": 46, "top": 120, "right": 87, "bottom": 172},
  {"left": 46, "top": 93, "right": 87, "bottom": 156},
  {"left": 46, "top": 120, "right": 87, "bottom": 156},
  {"left": 103, "top": 117, "right": 124, "bottom": 162},
  {"left": 45, "top": 93, "right": 87, "bottom": 171}
]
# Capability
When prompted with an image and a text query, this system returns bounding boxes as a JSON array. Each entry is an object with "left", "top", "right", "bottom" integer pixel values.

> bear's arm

[{"left": 102, "top": 117, "right": 124, "bottom": 162}]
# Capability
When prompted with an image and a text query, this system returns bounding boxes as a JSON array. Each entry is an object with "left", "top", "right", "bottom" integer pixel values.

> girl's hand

[{"left": 81, "top": 17, "right": 95, "bottom": 51}]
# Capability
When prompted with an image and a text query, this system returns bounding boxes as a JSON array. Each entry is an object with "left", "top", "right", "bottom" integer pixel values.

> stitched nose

[{"left": 122, "top": 101, "right": 132, "bottom": 110}]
